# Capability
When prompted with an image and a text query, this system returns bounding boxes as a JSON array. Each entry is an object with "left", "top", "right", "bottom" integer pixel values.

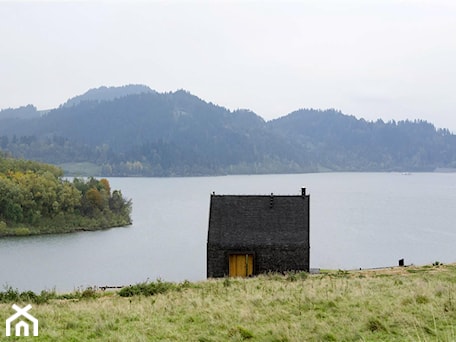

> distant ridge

[
  {"left": 0, "top": 85, "right": 455, "bottom": 176},
  {"left": 0, "top": 104, "right": 40, "bottom": 119},
  {"left": 62, "top": 84, "right": 155, "bottom": 107}
]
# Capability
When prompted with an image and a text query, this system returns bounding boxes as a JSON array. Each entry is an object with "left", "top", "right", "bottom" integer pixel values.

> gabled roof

[{"left": 208, "top": 193, "right": 309, "bottom": 247}]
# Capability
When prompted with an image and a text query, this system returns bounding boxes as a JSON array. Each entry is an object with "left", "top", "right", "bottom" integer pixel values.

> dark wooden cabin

[{"left": 207, "top": 188, "right": 310, "bottom": 278}]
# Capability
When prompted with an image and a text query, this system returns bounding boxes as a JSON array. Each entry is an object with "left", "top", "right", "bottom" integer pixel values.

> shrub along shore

[{"left": 1, "top": 263, "right": 455, "bottom": 341}]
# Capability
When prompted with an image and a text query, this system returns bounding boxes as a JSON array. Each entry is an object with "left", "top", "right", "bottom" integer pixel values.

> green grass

[{"left": 1, "top": 264, "right": 456, "bottom": 341}]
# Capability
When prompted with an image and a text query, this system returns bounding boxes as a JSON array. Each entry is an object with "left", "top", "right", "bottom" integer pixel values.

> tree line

[{"left": 0, "top": 154, "right": 132, "bottom": 236}]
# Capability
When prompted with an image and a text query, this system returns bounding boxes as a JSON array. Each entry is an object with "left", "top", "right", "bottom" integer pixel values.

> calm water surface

[{"left": 1, "top": 173, "right": 455, "bottom": 292}]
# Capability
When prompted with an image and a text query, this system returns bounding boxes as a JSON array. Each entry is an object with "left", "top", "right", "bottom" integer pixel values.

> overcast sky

[{"left": 1, "top": 0, "right": 456, "bottom": 131}]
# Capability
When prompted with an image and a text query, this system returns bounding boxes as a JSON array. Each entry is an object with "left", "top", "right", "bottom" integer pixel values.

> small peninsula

[{"left": 0, "top": 154, "right": 132, "bottom": 237}]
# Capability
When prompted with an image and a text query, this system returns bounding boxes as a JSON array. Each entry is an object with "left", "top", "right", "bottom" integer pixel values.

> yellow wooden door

[{"left": 229, "top": 254, "right": 253, "bottom": 277}]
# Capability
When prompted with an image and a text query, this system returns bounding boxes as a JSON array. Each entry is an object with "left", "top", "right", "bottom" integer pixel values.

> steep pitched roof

[{"left": 208, "top": 193, "right": 309, "bottom": 247}]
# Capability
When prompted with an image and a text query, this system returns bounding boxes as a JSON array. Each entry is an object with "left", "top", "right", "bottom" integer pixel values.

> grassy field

[{"left": 1, "top": 263, "right": 456, "bottom": 341}]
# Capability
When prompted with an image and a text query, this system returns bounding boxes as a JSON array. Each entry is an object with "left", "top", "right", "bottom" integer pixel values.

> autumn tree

[{"left": 0, "top": 156, "right": 132, "bottom": 236}]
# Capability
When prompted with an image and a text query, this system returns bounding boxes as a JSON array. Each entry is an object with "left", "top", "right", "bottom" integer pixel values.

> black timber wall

[
  {"left": 207, "top": 191, "right": 310, "bottom": 277},
  {"left": 207, "top": 245, "right": 309, "bottom": 278}
]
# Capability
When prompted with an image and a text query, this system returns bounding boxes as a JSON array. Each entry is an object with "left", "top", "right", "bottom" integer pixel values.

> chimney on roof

[{"left": 301, "top": 188, "right": 306, "bottom": 196}]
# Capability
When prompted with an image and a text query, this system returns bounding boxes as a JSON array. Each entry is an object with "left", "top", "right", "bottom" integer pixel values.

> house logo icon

[{"left": 5, "top": 304, "right": 38, "bottom": 337}]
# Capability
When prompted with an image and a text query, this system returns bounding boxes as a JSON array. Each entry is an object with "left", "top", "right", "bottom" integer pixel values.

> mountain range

[{"left": 1, "top": 85, "right": 455, "bottom": 176}]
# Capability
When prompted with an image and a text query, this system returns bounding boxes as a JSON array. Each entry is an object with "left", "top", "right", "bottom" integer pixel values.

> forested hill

[
  {"left": 268, "top": 109, "right": 456, "bottom": 172},
  {"left": 62, "top": 84, "right": 154, "bottom": 108},
  {"left": 0, "top": 85, "right": 455, "bottom": 176}
]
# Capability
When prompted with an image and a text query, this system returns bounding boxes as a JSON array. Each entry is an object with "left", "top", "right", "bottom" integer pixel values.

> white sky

[{"left": 1, "top": 0, "right": 456, "bottom": 131}]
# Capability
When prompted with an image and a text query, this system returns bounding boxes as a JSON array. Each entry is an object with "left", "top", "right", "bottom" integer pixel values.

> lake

[{"left": 1, "top": 172, "right": 455, "bottom": 292}]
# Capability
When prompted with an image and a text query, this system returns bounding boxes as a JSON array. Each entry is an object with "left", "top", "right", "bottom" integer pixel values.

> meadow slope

[{"left": 1, "top": 264, "right": 456, "bottom": 341}]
